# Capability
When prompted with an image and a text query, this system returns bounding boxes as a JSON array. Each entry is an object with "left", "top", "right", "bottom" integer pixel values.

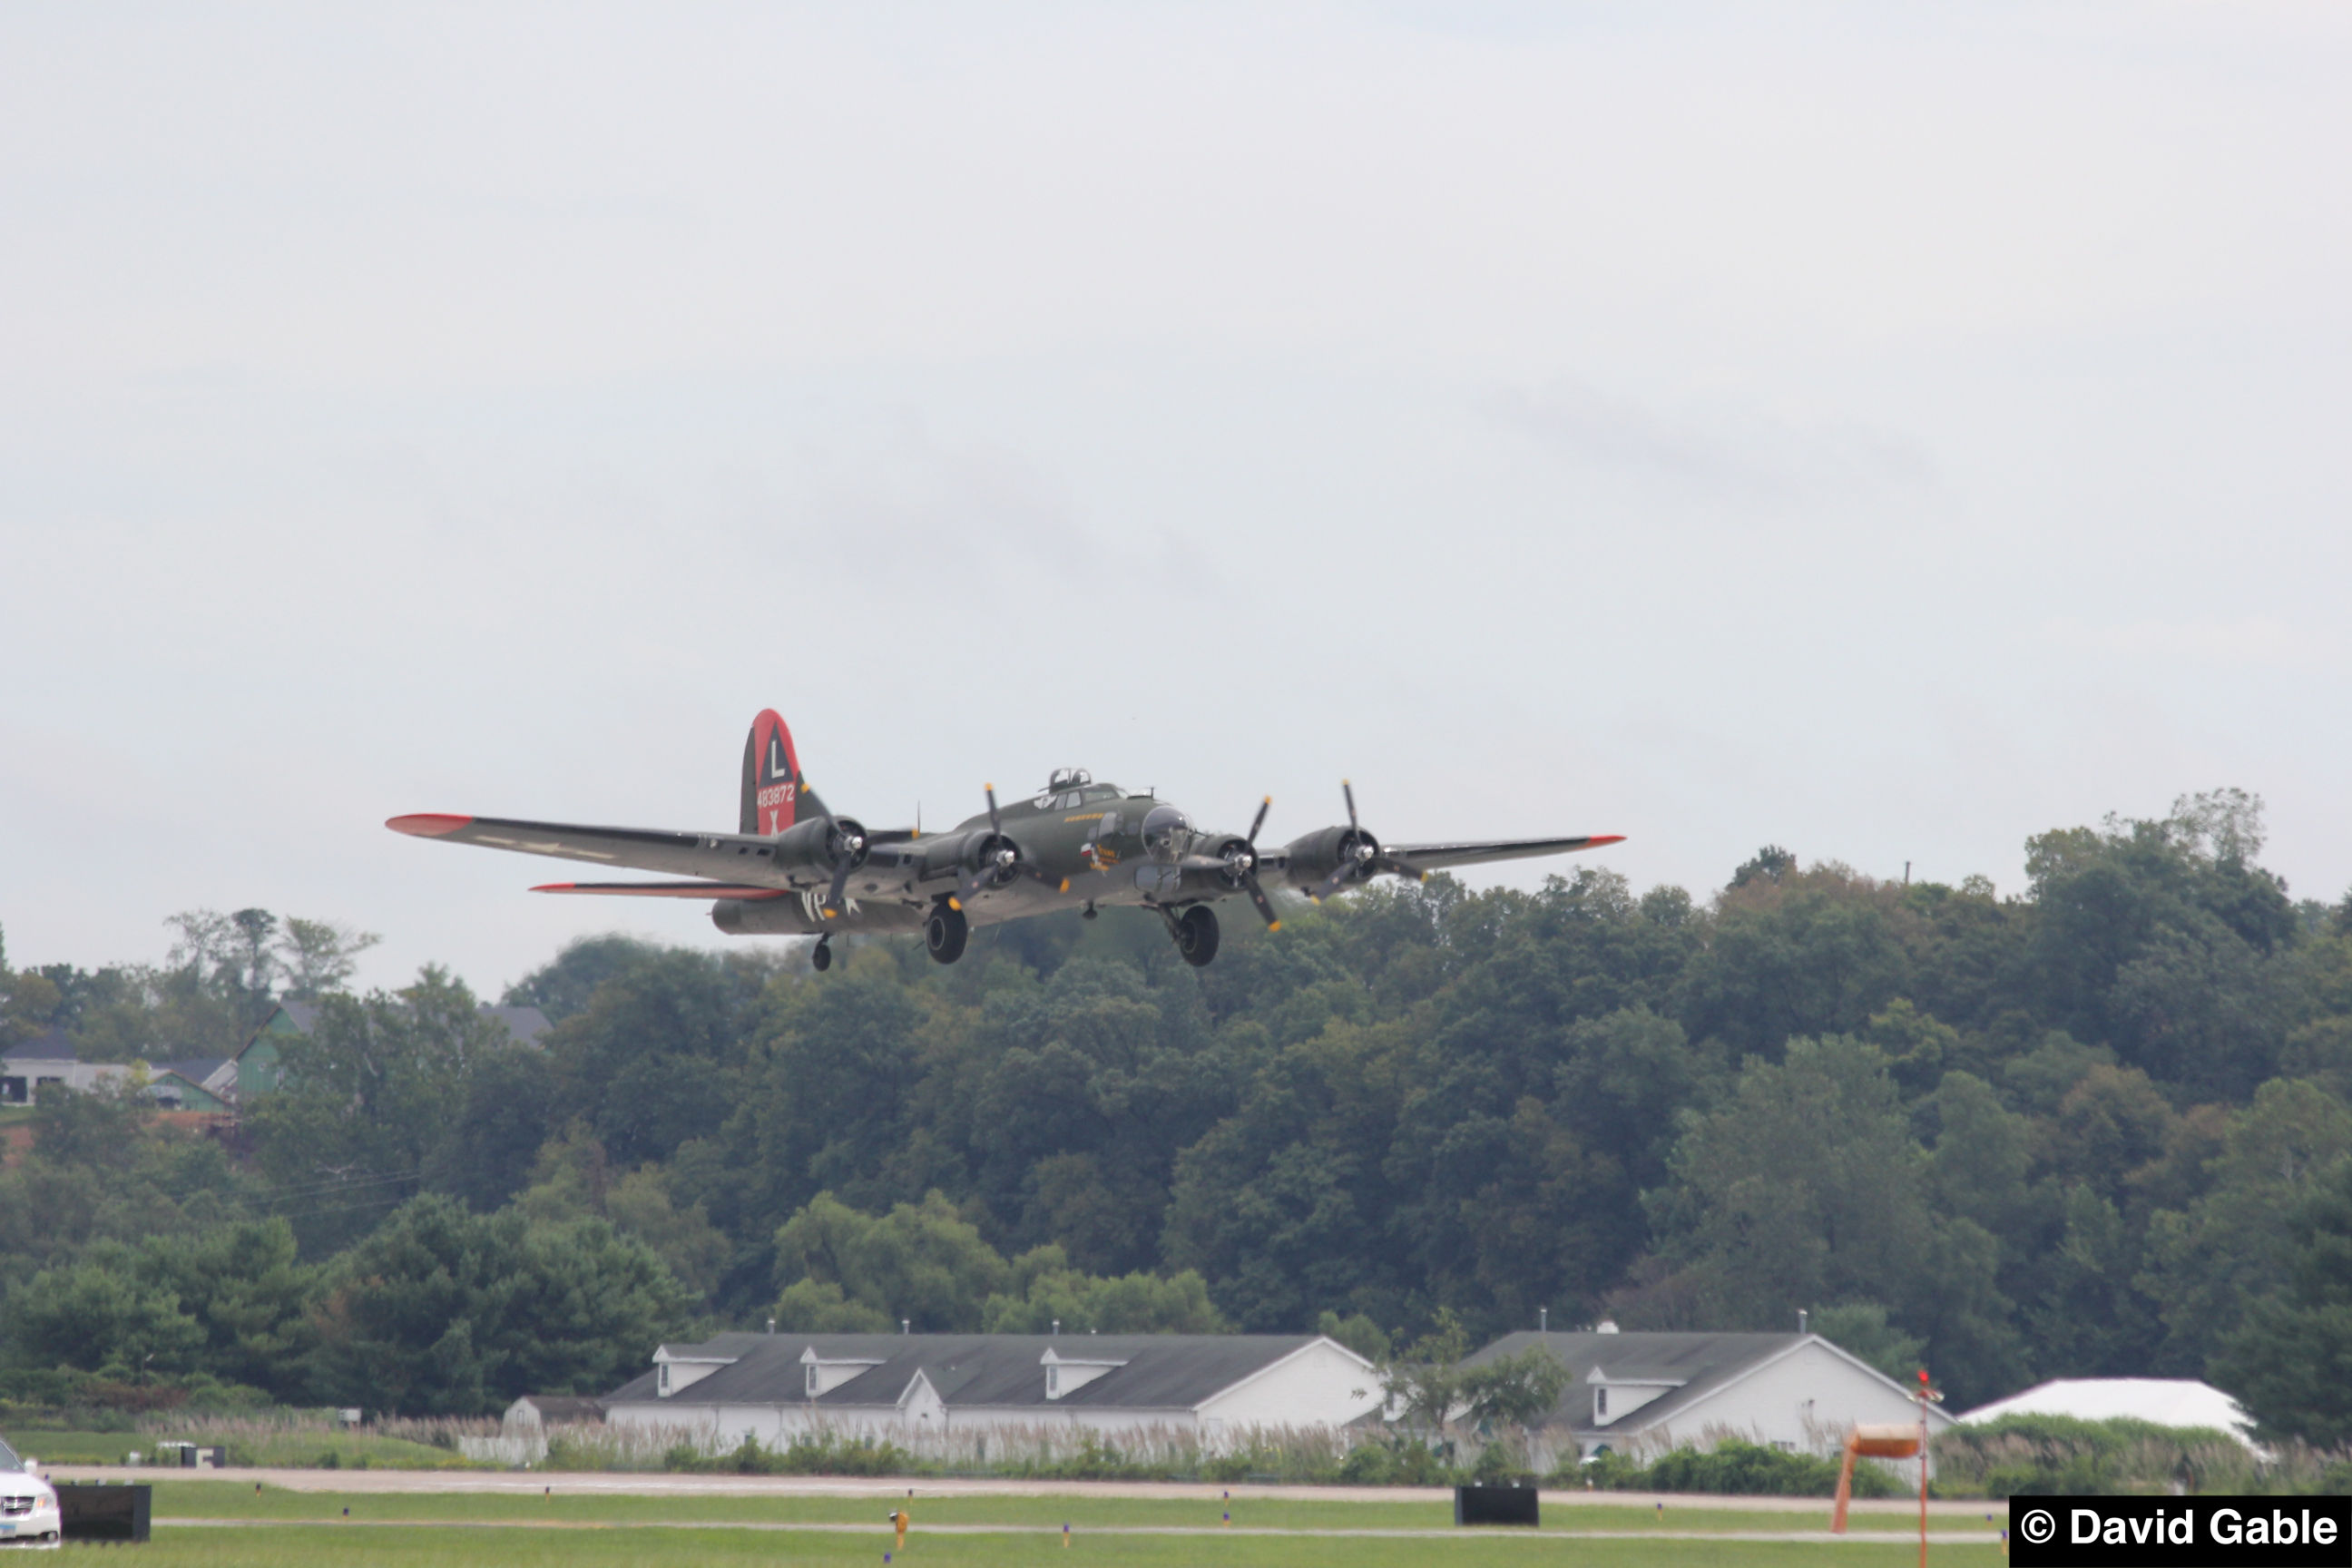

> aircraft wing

[
  {"left": 387, "top": 813, "right": 782, "bottom": 882},
  {"left": 1381, "top": 833, "right": 1625, "bottom": 871}
]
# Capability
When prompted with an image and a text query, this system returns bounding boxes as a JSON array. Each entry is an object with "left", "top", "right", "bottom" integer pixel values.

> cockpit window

[
  {"left": 1082, "top": 786, "right": 1122, "bottom": 803},
  {"left": 1141, "top": 805, "right": 1192, "bottom": 860}
]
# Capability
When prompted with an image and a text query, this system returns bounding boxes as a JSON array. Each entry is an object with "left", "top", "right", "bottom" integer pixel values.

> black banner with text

[{"left": 2009, "top": 1495, "right": 2350, "bottom": 1566}]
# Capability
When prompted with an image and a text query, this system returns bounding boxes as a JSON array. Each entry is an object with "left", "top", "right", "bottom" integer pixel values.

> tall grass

[
  {"left": 593, "top": 1418, "right": 1369, "bottom": 1483},
  {"left": 96, "top": 1404, "right": 2350, "bottom": 1497},
  {"left": 1932, "top": 1416, "right": 2352, "bottom": 1497},
  {"left": 124, "top": 1409, "right": 495, "bottom": 1470}
]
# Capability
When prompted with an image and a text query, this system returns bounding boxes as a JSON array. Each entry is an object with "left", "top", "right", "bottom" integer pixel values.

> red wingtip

[
  {"left": 1589, "top": 834, "right": 1628, "bottom": 848},
  {"left": 530, "top": 883, "right": 577, "bottom": 893},
  {"left": 387, "top": 813, "right": 473, "bottom": 838}
]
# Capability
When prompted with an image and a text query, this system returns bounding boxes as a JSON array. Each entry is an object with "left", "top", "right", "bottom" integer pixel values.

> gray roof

[
  {"left": 3, "top": 1027, "right": 77, "bottom": 1063},
  {"left": 1465, "top": 1331, "right": 1821, "bottom": 1434},
  {"left": 513, "top": 1395, "right": 604, "bottom": 1422},
  {"left": 608, "top": 1333, "right": 1334, "bottom": 1412},
  {"left": 156, "top": 1059, "right": 230, "bottom": 1086},
  {"left": 276, "top": 1001, "right": 325, "bottom": 1035}
]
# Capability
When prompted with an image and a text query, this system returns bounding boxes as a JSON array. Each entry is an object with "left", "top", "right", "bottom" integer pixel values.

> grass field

[
  {"left": 83, "top": 1529, "right": 2012, "bottom": 1567},
  {"left": 93, "top": 1482, "right": 2013, "bottom": 1565},
  {"left": 15, "top": 1428, "right": 476, "bottom": 1468}
]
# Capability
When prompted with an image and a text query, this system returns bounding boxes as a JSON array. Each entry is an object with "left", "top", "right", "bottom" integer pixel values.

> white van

[{"left": 0, "top": 1438, "right": 60, "bottom": 1548}]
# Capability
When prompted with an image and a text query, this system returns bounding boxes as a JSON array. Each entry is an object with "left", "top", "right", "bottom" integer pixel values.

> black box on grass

[
  {"left": 1455, "top": 1483, "right": 1540, "bottom": 1526},
  {"left": 59, "top": 1482, "right": 152, "bottom": 1542}
]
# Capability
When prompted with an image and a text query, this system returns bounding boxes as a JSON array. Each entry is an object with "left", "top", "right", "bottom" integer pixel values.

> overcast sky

[{"left": 4, "top": 3, "right": 2347, "bottom": 998}]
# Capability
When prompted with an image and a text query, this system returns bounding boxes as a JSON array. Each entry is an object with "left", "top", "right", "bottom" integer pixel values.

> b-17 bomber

[{"left": 389, "top": 710, "right": 1624, "bottom": 971}]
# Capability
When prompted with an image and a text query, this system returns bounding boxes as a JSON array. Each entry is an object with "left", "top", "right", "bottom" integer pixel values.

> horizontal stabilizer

[{"left": 533, "top": 880, "right": 788, "bottom": 900}]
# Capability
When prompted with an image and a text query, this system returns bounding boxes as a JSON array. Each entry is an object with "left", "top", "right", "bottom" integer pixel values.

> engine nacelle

[
  {"left": 769, "top": 814, "right": 867, "bottom": 885},
  {"left": 1278, "top": 825, "right": 1378, "bottom": 891},
  {"left": 905, "top": 827, "right": 1025, "bottom": 891},
  {"left": 1191, "top": 834, "right": 1257, "bottom": 890}
]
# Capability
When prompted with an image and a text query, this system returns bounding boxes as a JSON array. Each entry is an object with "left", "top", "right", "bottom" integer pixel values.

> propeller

[
  {"left": 1310, "top": 780, "right": 1428, "bottom": 901},
  {"left": 1234, "top": 796, "right": 1281, "bottom": 928},
  {"left": 951, "top": 784, "right": 1075, "bottom": 906},
  {"left": 818, "top": 818, "right": 869, "bottom": 916},
  {"left": 1179, "top": 796, "right": 1282, "bottom": 928},
  {"left": 951, "top": 785, "right": 1021, "bottom": 910}
]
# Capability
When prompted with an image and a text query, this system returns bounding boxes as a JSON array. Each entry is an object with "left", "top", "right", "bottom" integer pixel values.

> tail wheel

[
  {"left": 1173, "top": 905, "right": 1220, "bottom": 967},
  {"left": 926, "top": 902, "right": 969, "bottom": 965},
  {"left": 810, "top": 937, "right": 833, "bottom": 973}
]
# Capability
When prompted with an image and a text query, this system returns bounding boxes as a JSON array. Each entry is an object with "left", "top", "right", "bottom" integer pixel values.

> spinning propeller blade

[{"left": 1310, "top": 780, "right": 1426, "bottom": 900}]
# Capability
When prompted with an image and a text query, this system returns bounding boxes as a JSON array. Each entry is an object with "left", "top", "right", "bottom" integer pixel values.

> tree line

[{"left": 1, "top": 788, "right": 2348, "bottom": 1436}]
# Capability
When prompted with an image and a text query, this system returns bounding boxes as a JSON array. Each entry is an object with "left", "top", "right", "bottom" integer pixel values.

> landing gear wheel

[
  {"left": 810, "top": 937, "right": 833, "bottom": 973},
  {"left": 1173, "top": 905, "right": 1220, "bottom": 967},
  {"left": 926, "top": 902, "right": 969, "bottom": 965}
]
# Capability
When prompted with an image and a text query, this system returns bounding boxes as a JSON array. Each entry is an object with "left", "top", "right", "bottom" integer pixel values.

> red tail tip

[
  {"left": 1589, "top": 834, "right": 1627, "bottom": 847},
  {"left": 387, "top": 813, "right": 473, "bottom": 838}
]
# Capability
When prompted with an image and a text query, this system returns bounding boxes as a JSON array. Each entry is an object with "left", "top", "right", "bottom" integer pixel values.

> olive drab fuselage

[{"left": 713, "top": 778, "right": 1230, "bottom": 936}]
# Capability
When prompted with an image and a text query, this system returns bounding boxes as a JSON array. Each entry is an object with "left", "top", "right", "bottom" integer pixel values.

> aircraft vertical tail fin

[{"left": 740, "top": 710, "right": 828, "bottom": 835}]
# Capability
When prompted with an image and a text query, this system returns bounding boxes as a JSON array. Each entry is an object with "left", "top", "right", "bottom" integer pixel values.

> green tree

[
  {"left": 2144, "top": 1080, "right": 2352, "bottom": 1372},
  {"left": 543, "top": 948, "right": 767, "bottom": 1169},
  {"left": 503, "top": 936, "right": 667, "bottom": 1024},
  {"left": 245, "top": 969, "right": 516, "bottom": 1253},
  {"left": 1810, "top": 1302, "right": 1925, "bottom": 1383},
  {"left": 1651, "top": 1035, "right": 1935, "bottom": 1325},
  {"left": 309, "top": 1193, "right": 685, "bottom": 1414},
  {"left": 1456, "top": 1344, "right": 1573, "bottom": 1430},
  {"left": 0, "top": 959, "right": 61, "bottom": 1048},
  {"left": 514, "top": 1124, "right": 731, "bottom": 1304},
  {"left": 1162, "top": 1017, "right": 1411, "bottom": 1332},
  {"left": 1927, "top": 1072, "right": 2033, "bottom": 1238},
  {"left": 771, "top": 1191, "right": 1010, "bottom": 1333},
  {"left": 2211, "top": 1161, "right": 2352, "bottom": 1445},
  {"left": 979, "top": 1246, "right": 1223, "bottom": 1333},
  {"left": 1680, "top": 868, "right": 1911, "bottom": 1059},
  {"left": 276, "top": 918, "right": 381, "bottom": 1000},
  {"left": 1316, "top": 1309, "right": 1391, "bottom": 1363},
  {"left": 2, "top": 1250, "right": 206, "bottom": 1381},
  {"left": 1380, "top": 1309, "right": 1472, "bottom": 1437},
  {"left": 710, "top": 968, "right": 938, "bottom": 1230}
]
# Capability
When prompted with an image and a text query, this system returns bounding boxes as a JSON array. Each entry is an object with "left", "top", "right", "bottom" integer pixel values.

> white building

[
  {"left": 1957, "top": 1378, "right": 2256, "bottom": 1447},
  {"left": 604, "top": 1331, "right": 1382, "bottom": 1451},
  {"left": 1465, "top": 1329, "right": 1957, "bottom": 1465},
  {"left": 0, "top": 1030, "right": 113, "bottom": 1103}
]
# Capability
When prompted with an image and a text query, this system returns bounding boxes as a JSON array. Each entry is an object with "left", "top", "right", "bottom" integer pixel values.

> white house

[
  {"left": 604, "top": 1331, "right": 1383, "bottom": 1451},
  {"left": 0, "top": 1030, "right": 110, "bottom": 1103},
  {"left": 1464, "top": 1329, "right": 1957, "bottom": 1465}
]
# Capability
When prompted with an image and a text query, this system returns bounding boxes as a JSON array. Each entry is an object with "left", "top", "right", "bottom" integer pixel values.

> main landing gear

[
  {"left": 810, "top": 936, "right": 833, "bottom": 973},
  {"left": 926, "top": 900, "right": 969, "bottom": 965},
  {"left": 1168, "top": 905, "right": 1220, "bottom": 968}
]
